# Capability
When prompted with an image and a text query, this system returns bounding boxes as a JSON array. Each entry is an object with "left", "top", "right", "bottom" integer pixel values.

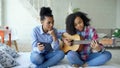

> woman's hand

[
  {"left": 90, "top": 40, "right": 101, "bottom": 52},
  {"left": 37, "top": 43, "right": 45, "bottom": 51},
  {"left": 62, "top": 37, "right": 73, "bottom": 46},
  {"left": 48, "top": 30, "right": 57, "bottom": 41},
  {"left": 48, "top": 30, "right": 56, "bottom": 37},
  {"left": 62, "top": 32, "right": 73, "bottom": 46}
]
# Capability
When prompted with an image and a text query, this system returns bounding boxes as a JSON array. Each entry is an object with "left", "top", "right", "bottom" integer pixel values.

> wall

[
  {"left": 51, "top": 0, "right": 117, "bottom": 29},
  {"left": 116, "top": 0, "right": 120, "bottom": 28},
  {"left": 25, "top": 0, "right": 117, "bottom": 29},
  {"left": 3, "top": 0, "right": 39, "bottom": 49}
]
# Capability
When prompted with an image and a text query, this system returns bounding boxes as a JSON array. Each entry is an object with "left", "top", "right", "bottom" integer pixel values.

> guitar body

[{"left": 61, "top": 34, "right": 84, "bottom": 53}]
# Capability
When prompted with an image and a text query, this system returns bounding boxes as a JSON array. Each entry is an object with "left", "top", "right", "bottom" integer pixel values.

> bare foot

[
  {"left": 82, "top": 63, "right": 88, "bottom": 67},
  {"left": 72, "top": 64, "right": 80, "bottom": 68}
]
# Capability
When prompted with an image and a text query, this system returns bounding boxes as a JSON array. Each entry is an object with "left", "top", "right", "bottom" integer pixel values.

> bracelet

[{"left": 92, "top": 49, "right": 98, "bottom": 53}]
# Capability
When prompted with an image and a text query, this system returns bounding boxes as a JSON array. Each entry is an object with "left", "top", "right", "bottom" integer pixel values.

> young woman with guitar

[
  {"left": 62, "top": 11, "right": 112, "bottom": 67},
  {"left": 30, "top": 7, "right": 65, "bottom": 68}
]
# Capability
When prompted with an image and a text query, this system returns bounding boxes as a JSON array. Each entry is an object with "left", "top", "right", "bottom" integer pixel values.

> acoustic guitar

[{"left": 60, "top": 34, "right": 114, "bottom": 53}]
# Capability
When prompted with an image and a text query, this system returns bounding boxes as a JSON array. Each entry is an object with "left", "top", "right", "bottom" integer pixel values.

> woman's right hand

[
  {"left": 37, "top": 43, "right": 45, "bottom": 51},
  {"left": 62, "top": 37, "right": 73, "bottom": 46}
]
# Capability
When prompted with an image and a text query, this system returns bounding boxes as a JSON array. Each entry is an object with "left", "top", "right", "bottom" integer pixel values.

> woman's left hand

[
  {"left": 48, "top": 30, "right": 56, "bottom": 37},
  {"left": 48, "top": 30, "right": 57, "bottom": 41},
  {"left": 90, "top": 40, "right": 101, "bottom": 52}
]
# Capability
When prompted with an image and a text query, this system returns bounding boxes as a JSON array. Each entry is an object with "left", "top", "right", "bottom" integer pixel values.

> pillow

[
  {"left": 0, "top": 43, "right": 19, "bottom": 58},
  {"left": 0, "top": 50, "right": 19, "bottom": 67},
  {"left": 0, "top": 64, "right": 4, "bottom": 68}
]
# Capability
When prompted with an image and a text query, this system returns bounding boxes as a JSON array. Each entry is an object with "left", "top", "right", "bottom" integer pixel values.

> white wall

[
  {"left": 52, "top": 0, "right": 117, "bottom": 29},
  {"left": 116, "top": 0, "right": 120, "bottom": 28},
  {"left": 3, "top": 0, "right": 39, "bottom": 48}
]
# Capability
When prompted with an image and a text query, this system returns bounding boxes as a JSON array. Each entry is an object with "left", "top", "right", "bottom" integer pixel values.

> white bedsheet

[
  {"left": 13, "top": 52, "right": 120, "bottom": 68},
  {"left": 13, "top": 52, "right": 33, "bottom": 68}
]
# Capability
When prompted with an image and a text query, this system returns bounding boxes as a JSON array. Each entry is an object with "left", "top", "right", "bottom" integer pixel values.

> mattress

[{"left": 13, "top": 52, "right": 120, "bottom": 68}]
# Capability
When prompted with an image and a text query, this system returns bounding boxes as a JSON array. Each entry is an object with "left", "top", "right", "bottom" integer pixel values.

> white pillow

[
  {"left": 0, "top": 43, "right": 20, "bottom": 58},
  {"left": 0, "top": 64, "right": 4, "bottom": 68},
  {"left": 0, "top": 50, "right": 19, "bottom": 67}
]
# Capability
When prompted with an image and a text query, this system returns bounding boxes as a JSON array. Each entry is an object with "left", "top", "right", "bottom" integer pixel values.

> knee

[
  {"left": 57, "top": 50, "right": 65, "bottom": 57},
  {"left": 67, "top": 51, "right": 77, "bottom": 57},
  {"left": 30, "top": 53, "right": 44, "bottom": 65},
  {"left": 103, "top": 51, "right": 112, "bottom": 60}
]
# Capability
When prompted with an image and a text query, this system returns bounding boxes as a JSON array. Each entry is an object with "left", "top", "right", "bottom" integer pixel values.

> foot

[
  {"left": 82, "top": 63, "right": 88, "bottom": 67},
  {"left": 72, "top": 64, "right": 80, "bottom": 68}
]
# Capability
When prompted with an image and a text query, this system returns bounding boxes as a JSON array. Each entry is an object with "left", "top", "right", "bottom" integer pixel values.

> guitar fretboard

[{"left": 73, "top": 40, "right": 92, "bottom": 45}]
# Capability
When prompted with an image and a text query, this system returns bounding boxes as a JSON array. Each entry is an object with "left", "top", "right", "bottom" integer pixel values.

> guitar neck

[
  {"left": 73, "top": 38, "right": 113, "bottom": 45},
  {"left": 73, "top": 40, "right": 91, "bottom": 45},
  {"left": 63, "top": 33, "right": 113, "bottom": 45}
]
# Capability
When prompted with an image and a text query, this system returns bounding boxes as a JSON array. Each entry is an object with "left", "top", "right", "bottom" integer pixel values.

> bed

[
  {"left": 11, "top": 51, "right": 120, "bottom": 68},
  {"left": 0, "top": 45, "right": 120, "bottom": 68}
]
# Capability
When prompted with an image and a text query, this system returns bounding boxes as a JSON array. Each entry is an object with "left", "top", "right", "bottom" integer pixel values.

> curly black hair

[
  {"left": 66, "top": 11, "right": 90, "bottom": 35},
  {"left": 40, "top": 7, "right": 53, "bottom": 21}
]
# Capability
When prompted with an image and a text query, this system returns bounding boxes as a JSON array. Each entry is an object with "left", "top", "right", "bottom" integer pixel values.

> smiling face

[
  {"left": 74, "top": 16, "right": 84, "bottom": 31},
  {"left": 41, "top": 16, "right": 54, "bottom": 32}
]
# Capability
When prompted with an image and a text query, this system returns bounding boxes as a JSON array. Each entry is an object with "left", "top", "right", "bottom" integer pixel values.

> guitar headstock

[{"left": 99, "top": 38, "right": 115, "bottom": 45}]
